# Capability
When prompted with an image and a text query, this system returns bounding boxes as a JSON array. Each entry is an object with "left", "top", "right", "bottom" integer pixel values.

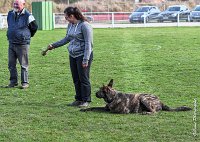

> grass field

[{"left": 0, "top": 27, "right": 199, "bottom": 142}]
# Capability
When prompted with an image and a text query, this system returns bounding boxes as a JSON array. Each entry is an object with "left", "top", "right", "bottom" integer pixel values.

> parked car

[
  {"left": 156, "top": 5, "right": 190, "bottom": 22},
  {"left": 129, "top": 6, "right": 161, "bottom": 23},
  {"left": 190, "top": 5, "right": 200, "bottom": 22}
]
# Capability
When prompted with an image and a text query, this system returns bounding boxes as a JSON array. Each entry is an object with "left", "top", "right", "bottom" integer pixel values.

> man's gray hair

[{"left": 14, "top": 0, "right": 26, "bottom": 3}]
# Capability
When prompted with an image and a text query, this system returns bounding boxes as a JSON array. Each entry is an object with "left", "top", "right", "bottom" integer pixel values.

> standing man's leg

[
  {"left": 8, "top": 44, "right": 18, "bottom": 87},
  {"left": 16, "top": 44, "right": 29, "bottom": 88}
]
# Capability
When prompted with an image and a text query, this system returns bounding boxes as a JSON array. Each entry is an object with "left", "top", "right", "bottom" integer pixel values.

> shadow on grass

[
  {"left": 0, "top": 85, "right": 8, "bottom": 88},
  {"left": 80, "top": 107, "right": 110, "bottom": 114},
  {"left": 0, "top": 85, "right": 21, "bottom": 89},
  {"left": 0, "top": 100, "right": 110, "bottom": 114}
]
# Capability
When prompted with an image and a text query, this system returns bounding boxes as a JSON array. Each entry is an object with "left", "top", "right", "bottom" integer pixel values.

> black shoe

[
  {"left": 20, "top": 83, "right": 29, "bottom": 89},
  {"left": 67, "top": 101, "right": 82, "bottom": 106},
  {"left": 5, "top": 83, "right": 18, "bottom": 88}
]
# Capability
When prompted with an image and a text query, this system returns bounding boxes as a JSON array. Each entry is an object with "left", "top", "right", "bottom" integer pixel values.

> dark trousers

[
  {"left": 8, "top": 43, "right": 29, "bottom": 85},
  {"left": 69, "top": 52, "right": 93, "bottom": 102}
]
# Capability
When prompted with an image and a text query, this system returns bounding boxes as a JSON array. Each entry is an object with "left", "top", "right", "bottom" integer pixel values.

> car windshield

[
  {"left": 167, "top": 7, "right": 180, "bottom": 11},
  {"left": 194, "top": 6, "right": 200, "bottom": 11},
  {"left": 135, "top": 7, "right": 149, "bottom": 12}
]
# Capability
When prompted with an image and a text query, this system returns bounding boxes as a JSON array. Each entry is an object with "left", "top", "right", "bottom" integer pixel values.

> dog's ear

[{"left": 108, "top": 79, "right": 113, "bottom": 87}]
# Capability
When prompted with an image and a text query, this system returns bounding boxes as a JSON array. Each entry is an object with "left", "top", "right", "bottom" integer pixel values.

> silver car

[
  {"left": 190, "top": 5, "right": 200, "bottom": 22},
  {"left": 157, "top": 5, "right": 190, "bottom": 22},
  {"left": 129, "top": 6, "right": 161, "bottom": 23}
]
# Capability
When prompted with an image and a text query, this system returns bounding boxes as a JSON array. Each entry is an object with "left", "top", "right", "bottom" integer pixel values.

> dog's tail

[{"left": 162, "top": 104, "right": 192, "bottom": 111}]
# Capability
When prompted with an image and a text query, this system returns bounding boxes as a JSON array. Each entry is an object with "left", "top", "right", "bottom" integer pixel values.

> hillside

[{"left": 0, "top": 0, "right": 198, "bottom": 13}]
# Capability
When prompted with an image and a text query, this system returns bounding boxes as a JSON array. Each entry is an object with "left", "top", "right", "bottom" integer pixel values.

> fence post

[
  {"left": 53, "top": 13, "right": 55, "bottom": 29},
  {"left": 0, "top": 14, "right": 3, "bottom": 29},
  {"left": 112, "top": 12, "right": 114, "bottom": 28},
  {"left": 177, "top": 12, "right": 180, "bottom": 27},
  {"left": 143, "top": 14, "right": 147, "bottom": 27},
  {"left": 187, "top": 15, "right": 190, "bottom": 22}
]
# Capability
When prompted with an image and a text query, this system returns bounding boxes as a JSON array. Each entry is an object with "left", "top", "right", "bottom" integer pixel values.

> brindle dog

[{"left": 82, "top": 79, "right": 192, "bottom": 114}]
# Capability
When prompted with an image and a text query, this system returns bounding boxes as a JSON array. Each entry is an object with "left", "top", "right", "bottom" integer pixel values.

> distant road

[{"left": 55, "top": 22, "right": 200, "bottom": 29}]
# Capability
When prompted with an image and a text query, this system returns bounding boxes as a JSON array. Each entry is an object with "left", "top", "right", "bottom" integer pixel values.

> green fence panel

[{"left": 32, "top": 1, "right": 54, "bottom": 30}]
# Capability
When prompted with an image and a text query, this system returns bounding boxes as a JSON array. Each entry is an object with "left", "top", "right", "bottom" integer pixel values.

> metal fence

[
  {"left": 0, "top": 12, "right": 200, "bottom": 29},
  {"left": 55, "top": 12, "right": 200, "bottom": 28}
]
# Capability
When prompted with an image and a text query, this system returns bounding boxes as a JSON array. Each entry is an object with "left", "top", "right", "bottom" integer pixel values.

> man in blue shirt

[{"left": 6, "top": 0, "right": 38, "bottom": 89}]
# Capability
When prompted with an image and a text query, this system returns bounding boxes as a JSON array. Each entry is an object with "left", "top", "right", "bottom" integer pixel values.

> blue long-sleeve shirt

[{"left": 52, "top": 20, "right": 93, "bottom": 64}]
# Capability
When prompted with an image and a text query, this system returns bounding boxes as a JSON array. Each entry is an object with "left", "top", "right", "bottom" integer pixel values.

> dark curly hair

[{"left": 64, "top": 7, "right": 88, "bottom": 22}]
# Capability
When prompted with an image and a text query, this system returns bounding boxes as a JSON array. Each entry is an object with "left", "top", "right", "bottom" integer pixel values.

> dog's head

[{"left": 96, "top": 79, "right": 116, "bottom": 103}]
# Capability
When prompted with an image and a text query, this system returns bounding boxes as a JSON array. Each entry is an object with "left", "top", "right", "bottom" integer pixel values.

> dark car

[
  {"left": 129, "top": 6, "right": 161, "bottom": 23},
  {"left": 190, "top": 5, "right": 200, "bottom": 22},
  {"left": 157, "top": 5, "right": 190, "bottom": 22}
]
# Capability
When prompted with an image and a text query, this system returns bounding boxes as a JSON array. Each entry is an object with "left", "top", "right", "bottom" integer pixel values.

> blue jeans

[
  {"left": 69, "top": 52, "right": 93, "bottom": 102},
  {"left": 8, "top": 43, "right": 29, "bottom": 85}
]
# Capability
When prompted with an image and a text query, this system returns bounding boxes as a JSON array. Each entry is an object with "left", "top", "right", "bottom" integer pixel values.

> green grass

[{"left": 0, "top": 27, "right": 199, "bottom": 142}]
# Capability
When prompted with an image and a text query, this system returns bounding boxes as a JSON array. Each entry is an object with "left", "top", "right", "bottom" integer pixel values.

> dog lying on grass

[{"left": 81, "top": 79, "right": 192, "bottom": 114}]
